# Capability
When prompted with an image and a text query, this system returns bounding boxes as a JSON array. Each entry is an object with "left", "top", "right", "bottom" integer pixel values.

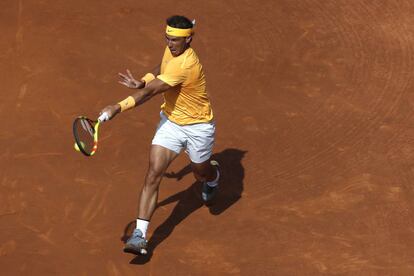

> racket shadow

[{"left": 122, "top": 148, "right": 246, "bottom": 264}]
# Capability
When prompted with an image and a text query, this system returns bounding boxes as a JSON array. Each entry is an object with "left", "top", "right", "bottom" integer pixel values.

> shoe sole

[{"left": 123, "top": 246, "right": 148, "bottom": 255}]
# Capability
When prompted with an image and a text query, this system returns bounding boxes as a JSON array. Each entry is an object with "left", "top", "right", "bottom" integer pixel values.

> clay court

[{"left": 2, "top": 0, "right": 414, "bottom": 275}]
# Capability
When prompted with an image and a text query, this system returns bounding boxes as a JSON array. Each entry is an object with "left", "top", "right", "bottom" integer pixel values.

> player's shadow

[{"left": 123, "top": 148, "right": 246, "bottom": 264}]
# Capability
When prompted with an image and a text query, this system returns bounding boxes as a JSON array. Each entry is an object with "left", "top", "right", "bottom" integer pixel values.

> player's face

[{"left": 165, "top": 34, "right": 190, "bottom": 57}]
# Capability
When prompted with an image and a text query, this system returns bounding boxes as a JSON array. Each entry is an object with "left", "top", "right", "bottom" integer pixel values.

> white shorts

[{"left": 152, "top": 112, "right": 215, "bottom": 163}]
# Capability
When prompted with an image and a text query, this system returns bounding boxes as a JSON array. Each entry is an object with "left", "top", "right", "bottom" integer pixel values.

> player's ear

[{"left": 185, "top": 35, "right": 192, "bottom": 44}]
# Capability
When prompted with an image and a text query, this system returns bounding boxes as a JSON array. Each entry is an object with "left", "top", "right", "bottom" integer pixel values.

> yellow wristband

[
  {"left": 118, "top": 96, "right": 136, "bottom": 112},
  {"left": 141, "top": 73, "right": 155, "bottom": 85}
]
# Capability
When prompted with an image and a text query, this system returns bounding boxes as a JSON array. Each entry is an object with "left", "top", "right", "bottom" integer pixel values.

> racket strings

[{"left": 74, "top": 118, "right": 96, "bottom": 154}]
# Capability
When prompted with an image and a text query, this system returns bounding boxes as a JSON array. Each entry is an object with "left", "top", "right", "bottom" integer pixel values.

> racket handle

[{"left": 98, "top": 112, "right": 109, "bottom": 122}]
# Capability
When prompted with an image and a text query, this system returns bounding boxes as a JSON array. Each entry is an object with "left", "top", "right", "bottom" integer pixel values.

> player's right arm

[
  {"left": 118, "top": 64, "right": 160, "bottom": 89},
  {"left": 130, "top": 77, "right": 170, "bottom": 106}
]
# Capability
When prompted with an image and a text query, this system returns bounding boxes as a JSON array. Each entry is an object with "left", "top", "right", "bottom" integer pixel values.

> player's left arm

[
  {"left": 101, "top": 59, "right": 186, "bottom": 121},
  {"left": 99, "top": 78, "right": 172, "bottom": 120}
]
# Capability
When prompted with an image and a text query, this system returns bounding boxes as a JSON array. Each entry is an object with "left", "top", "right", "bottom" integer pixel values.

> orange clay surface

[{"left": 2, "top": 1, "right": 414, "bottom": 275}]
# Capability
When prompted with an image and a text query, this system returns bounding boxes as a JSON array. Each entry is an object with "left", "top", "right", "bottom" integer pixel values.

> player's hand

[
  {"left": 99, "top": 104, "right": 121, "bottom": 122},
  {"left": 118, "top": 69, "right": 144, "bottom": 89}
]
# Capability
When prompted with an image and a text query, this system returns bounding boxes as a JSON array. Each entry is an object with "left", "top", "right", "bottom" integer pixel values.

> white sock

[
  {"left": 206, "top": 168, "right": 220, "bottom": 187},
  {"left": 136, "top": 219, "right": 149, "bottom": 238}
]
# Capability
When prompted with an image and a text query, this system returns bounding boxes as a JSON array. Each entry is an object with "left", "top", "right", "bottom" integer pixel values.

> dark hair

[{"left": 166, "top": 15, "right": 193, "bottom": 29}]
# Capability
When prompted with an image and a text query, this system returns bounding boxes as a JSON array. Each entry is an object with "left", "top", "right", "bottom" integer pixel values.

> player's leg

[
  {"left": 124, "top": 145, "right": 178, "bottom": 255},
  {"left": 138, "top": 145, "right": 178, "bottom": 220},
  {"left": 124, "top": 112, "right": 183, "bottom": 255},
  {"left": 192, "top": 159, "right": 220, "bottom": 202},
  {"left": 191, "top": 159, "right": 217, "bottom": 183},
  {"left": 139, "top": 111, "right": 183, "bottom": 221},
  {"left": 184, "top": 120, "right": 219, "bottom": 202}
]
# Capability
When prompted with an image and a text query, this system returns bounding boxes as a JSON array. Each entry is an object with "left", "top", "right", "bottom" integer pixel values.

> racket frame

[{"left": 73, "top": 116, "right": 101, "bottom": 156}]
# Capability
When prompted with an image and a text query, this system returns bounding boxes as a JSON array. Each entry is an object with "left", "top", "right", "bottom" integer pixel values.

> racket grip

[{"left": 98, "top": 112, "right": 109, "bottom": 122}]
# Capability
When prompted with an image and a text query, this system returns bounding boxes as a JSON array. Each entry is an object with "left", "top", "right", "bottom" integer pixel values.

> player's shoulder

[
  {"left": 163, "top": 47, "right": 200, "bottom": 70},
  {"left": 180, "top": 48, "right": 200, "bottom": 69}
]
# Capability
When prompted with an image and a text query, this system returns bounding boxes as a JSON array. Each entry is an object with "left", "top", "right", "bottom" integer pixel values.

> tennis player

[{"left": 99, "top": 15, "right": 220, "bottom": 255}]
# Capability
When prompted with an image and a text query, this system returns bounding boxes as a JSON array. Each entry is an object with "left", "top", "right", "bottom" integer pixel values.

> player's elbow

[{"left": 147, "top": 79, "right": 172, "bottom": 95}]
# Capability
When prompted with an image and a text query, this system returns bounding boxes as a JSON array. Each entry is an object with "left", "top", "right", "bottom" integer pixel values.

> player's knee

[
  {"left": 192, "top": 162, "right": 217, "bottom": 183},
  {"left": 192, "top": 170, "right": 204, "bottom": 182},
  {"left": 192, "top": 166, "right": 210, "bottom": 182},
  {"left": 145, "top": 167, "right": 163, "bottom": 188}
]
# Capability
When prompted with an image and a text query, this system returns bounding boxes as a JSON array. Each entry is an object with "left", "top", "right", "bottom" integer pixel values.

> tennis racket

[{"left": 73, "top": 113, "right": 108, "bottom": 156}]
